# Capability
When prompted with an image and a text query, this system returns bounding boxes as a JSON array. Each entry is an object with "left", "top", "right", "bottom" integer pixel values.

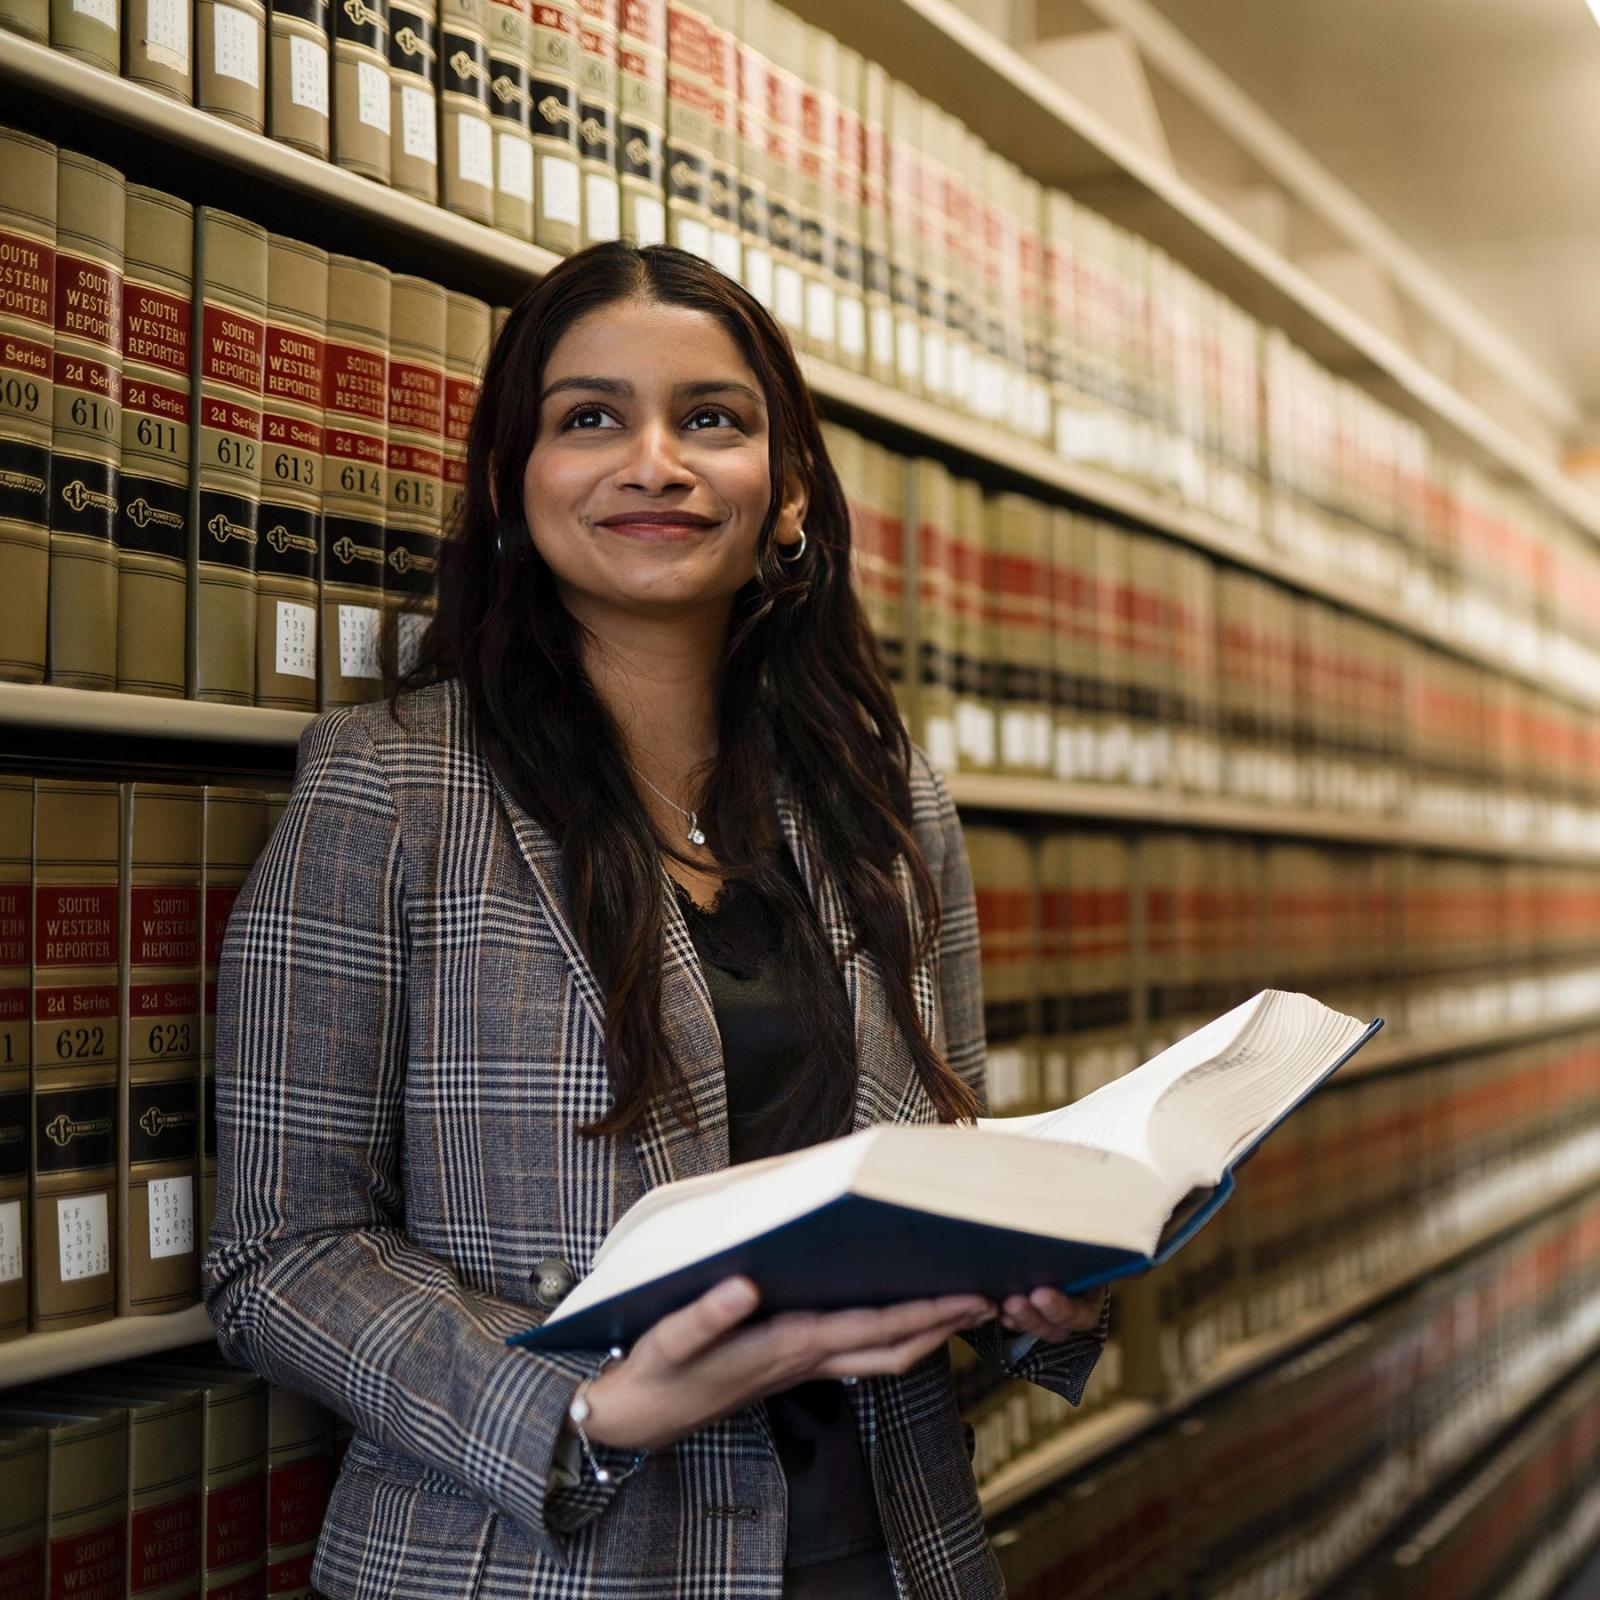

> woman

[{"left": 204, "top": 240, "right": 1109, "bottom": 1600}]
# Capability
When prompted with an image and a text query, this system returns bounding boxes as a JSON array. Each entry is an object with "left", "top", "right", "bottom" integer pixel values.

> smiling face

[{"left": 520, "top": 297, "right": 807, "bottom": 632}]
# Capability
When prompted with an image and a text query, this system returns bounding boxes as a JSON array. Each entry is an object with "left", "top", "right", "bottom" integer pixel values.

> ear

[{"left": 776, "top": 469, "right": 808, "bottom": 553}]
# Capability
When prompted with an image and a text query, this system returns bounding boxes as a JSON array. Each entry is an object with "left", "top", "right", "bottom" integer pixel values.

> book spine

[
  {"left": 320, "top": 254, "right": 389, "bottom": 708},
  {"left": 332, "top": 0, "right": 393, "bottom": 183},
  {"left": 197, "top": 1381, "right": 269, "bottom": 1595},
  {"left": 441, "top": 290, "right": 489, "bottom": 540},
  {"left": 794, "top": 20, "right": 835, "bottom": 363},
  {"left": 189, "top": 208, "right": 268, "bottom": 705},
  {"left": 828, "top": 40, "right": 864, "bottom": 372},
  {"left": 44, "top": 1412, "right": 130, "bottom": 1600},
  {"left": 120, "top": 783, "right": 203, "bottom": 1317},
  {"left": 264, "top": 1388, "right": 333, "bottom": 1600},
  {"left": 911, "top": 456, "right": 954, "bottom": 771},
  {"left": 196, "top": 0, "right": 266, "bottom": 130},
  {"left": 440, "top": 17, "right": 495, "bottom": 222},
  {"left": 0, "top": 0, "right": 46, "bottom": 38},
  {"left": 698, "top": 0, "right": 739, "bottom": 277},
  {"left": 123, "top": 0, "right": 194, "bottom": 98},
  {"left": 122, "top": 1393, "right": 204, "bottom": 1600},
  {"left": 0, "top": 126, "right": 55, "bottom": 686},
  {"left": 487, "top": 0, "right": 535, "bottom": 239},
  {"left": 0, "top": 778, "right": 30, "bottom": 1344},
  {"left": 664, "top": 0, "right": 712, "bottom": 260},
  {"left": 0, "top": 1424, "right": 47, "bottom": 1592},
  {"left": 269, "top": 0, "right": 333, "bottom": 159},
  {"left": 29, "top": 778, "right": 121, "bottom": 1332},
  {"left": 732, "top": 0, "right": 771, "bottom": 311},
  {"left": 575, "top": 0, "right": 619, "bottom": 249},
  {"left": 529, "top": 0, "right": 580, "bottom": 253},
  {"left": 859, "top": 57, "right": 891, "bottom": 384},
  {"left": 199, "top": 787, "right": 267, "bottom": 1246},
  {"left": 912, "top": 93, "right": 946, "bottom": 405},
  {"left": 950, "top": 477, "right": 991, "bottom": 773},
  {"left": 884, "top": 78, "right": 921, "bottom": 399},
  {"left": 1018, "top": 171, "right": 1050, "bottom": 444},
  {"left": 49, "top": 0, "right": 118, "bottom": 71},
  {"left": 257, "top": 235, "right": 327, "bottom": 711},
  {"left": 388, "top": 0, "right": 438, "bottom": 200},
  {"left": 994, "top": 493, "right": 1050, "bottom": 778},
  {"left": 384, "top": 274, "right": 445, "bottom": 672},
  {"left": 47, "top": 152, "right": 124, "bottom": 691},
  {"left": 117, "top": 185, "right": 194, "bottom": 700},
  {"left": 617, "top": 0, "right": 666, "bottom": 245},
  {"left": 754, "top": 2, "right": 797, "bottom": 330}
]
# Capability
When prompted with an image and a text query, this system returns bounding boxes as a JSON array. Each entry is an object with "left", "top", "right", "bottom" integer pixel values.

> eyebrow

[{"left": 539, "top": 375, "right": 766, "bottom": 409}]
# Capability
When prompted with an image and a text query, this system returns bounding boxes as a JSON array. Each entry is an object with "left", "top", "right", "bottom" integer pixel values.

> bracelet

[{"left": 566, "top": 1345, "right": 647, "bottom": 1487}]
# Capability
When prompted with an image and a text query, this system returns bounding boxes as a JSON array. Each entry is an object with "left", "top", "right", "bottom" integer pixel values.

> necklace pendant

[{"left": 687, "top": 813, "right": 707, "bottom": 847}]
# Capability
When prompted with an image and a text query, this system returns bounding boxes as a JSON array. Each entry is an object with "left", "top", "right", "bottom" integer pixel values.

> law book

[
  {"left": 199, "top": 787, "right": 269, "bottom": 1246},
  {"left": 383, "top": 274, "right": 445, "bottom": 674},
  {"left": 117, "top": 184, "right": 194, "bottom": 700},
  {"left": 1064, "top": 831, "right": 1135, "bottom": 1100},
  {"left": 885, "top": 77, "right": 922, "bottom": 398},
  {"left": 439, "top": 10, "right": 495, "bottom": 223},
  {"left": 828, "top": 39, "right": 865, "bottom": 370},
  {"left": 750, "top": 0, "right": 798, "bottom": 330},
  {"left": 905, "top": 453, "right": 955, "bottom": 771},
  {"left": 119, "top": 783, "right": 203, "bottom": 1317},
  {"left": 442, "top": 289, "right": 490, "bottom": 538},
  {"left": 1034, "top": 832, "right": 1070, "bottom": 1111},
  {"left": 663, "top": 0, "right": 717, "bottom": 264},
  {"left": 968, "top": 823, "right": 1038, "bottom": 1117},
  {"left": 263, "top": 1386, "right": 334, "bottom": 1600},
  {"left": 332, "top": 0, "right": 392, "bottom": 183},
  {"left": 387, "top": 0, "right": 437, "bottom": 199},
  {"left": 0, "top": 0, "right": 44, "bottom": 37},
  {"left": 911, "top": 91, "right": 948, "bottom": 406},
  {"left": 0, "top": 777, "right": 28, "bottom": 1343},
  {"left": 511, "top": 990, "right": 1383, "bottom": 1351},
  {"left": 1017, "top": 170, "right": 1051, "bottom": 446},
  {"left": 575, "top": 0, "right": 619, "bottom": 248},
  {"left": 268, "top": 0, "right": 333, "bottom": 159},
  {"left": 529, "top": 0, "right": 580, "bottom": 254},
  {"left": 197, "top": 0, "right": 267, "bottom": 131},
  {"left": 0, "top": 1404, "right": 128, "bottom": 1600},
  {"left": 0, "top": 126, "right": 55, "bottom": 686},
  {"left": 30, "top": 777, "right": 121, "bottom": 1333},
  {"left": 17, "top": 1380, "right": 203, "bottom": 1600},
  {"left": 732, "top": 0, "right": 772, "bottom": 311},
  {"left": 859, "top": 56, "right": 892, "bottom": 386},
  {"left": 0, "top": 1423, "right": 46, "bottom": 1595},
  {"left": 257, "top": 235, "right": 327, "bottom": 710},
  {"left": 992, "top": 490, "right": 1051, "bottom": 778},
  {"left": 49, "top": 0, "right": 119, "bottom": 71},
  {"left": 618, "top": 0, "right": 667, "bottom": 246},
  {"left": 189, "top": 209, "right": 268, "bottom": 705},
  {"left": 47, "top": 151, "right": 124, "bottom": 691},
  {"left": 320, "top": 254, "right": 389, "bottom": 708},
  {"left": 124, "top": 0, "right": 192, "bottom": 97},
  {"left": 951, "top": 475, "right": 994, "bottom": 773},
  {"left": 794, "top": 17, "right": 836, "bottom": 363},
  {"left": 969, "top": 132, "right": 1004, "bottom": 428},
  {"left": 488, "top": 0, "right": 534, "bottom": 239}
]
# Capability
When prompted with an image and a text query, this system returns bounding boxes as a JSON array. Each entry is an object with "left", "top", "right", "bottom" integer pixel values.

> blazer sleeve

[
  {"left": 920, "top": 752, "right": 1112, "bottom": 1402},
  {"left": 202, "top": 708, "right": 630, "bottom": 1563}
]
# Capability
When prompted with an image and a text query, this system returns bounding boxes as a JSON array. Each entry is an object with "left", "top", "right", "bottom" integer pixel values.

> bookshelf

[{"left": 0, "top": 1304, "right": 214, "bottom": 1388}]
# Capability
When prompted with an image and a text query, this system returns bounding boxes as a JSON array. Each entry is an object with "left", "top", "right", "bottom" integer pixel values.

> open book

[{"left": 509, "top": 990, "right": 1383, "bottom": 1352}]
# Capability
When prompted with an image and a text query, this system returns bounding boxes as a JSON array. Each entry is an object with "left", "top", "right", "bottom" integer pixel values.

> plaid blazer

[{"left": 203, "top": 677, "right": 1107, "bottom": 1600}]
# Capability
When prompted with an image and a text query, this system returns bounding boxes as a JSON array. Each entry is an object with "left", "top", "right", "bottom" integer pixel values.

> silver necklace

[{"left": 630, "top": 765, "right": 707, "bottom": 846}]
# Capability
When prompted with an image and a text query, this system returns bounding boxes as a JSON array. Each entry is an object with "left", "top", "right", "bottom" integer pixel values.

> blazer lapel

[{"left": 484, "top": 761, "right": 729, "bottom": 1193}]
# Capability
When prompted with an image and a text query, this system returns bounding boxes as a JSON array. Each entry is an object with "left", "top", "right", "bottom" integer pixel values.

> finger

[
  {"left": 1028, "top": 1287, "right": 1103, "bottom": 1330},
  {"left": 771, "top": 1295, "right": 991, "bottom": 1364},
  {"left": 809, "top": 1312, "right": 977, "bottom": 1381},
  {"left": 645, "top": 1276, "right": 761, "bottom": 1367}
]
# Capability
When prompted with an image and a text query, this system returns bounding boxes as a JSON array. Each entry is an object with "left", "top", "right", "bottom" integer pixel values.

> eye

[{"left": 557, "top": 404, "right": 744, "bottom": 432}]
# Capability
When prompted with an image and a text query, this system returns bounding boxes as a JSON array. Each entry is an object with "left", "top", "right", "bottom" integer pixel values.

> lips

[{"left": 596, "top": 513, "right": 719, "bottom": 540}]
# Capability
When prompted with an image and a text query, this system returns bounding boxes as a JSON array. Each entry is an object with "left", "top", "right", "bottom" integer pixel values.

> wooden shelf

[
  {"left": 980, "top": 1162, "right": 1600, "bottom": 1518},
  {"left": 0, "top": 1304, "right": 215, "bottom": 1389},
  {"left": 0, "top": 682, "right": 313, "bottom": 746},
  {"left": 2, "top": 40, "right": 1599, "bottom": 719},
  {"left": 1339, "top": 1005, "right": 1600, "bottom": 1082}
]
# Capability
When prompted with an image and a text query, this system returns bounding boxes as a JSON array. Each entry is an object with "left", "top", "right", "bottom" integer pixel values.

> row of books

[
  {"left": 0, "top": 776, "right": 286, "bottom": 1344},
  {"left": 963, "top": 821, "right": 1600, "bottom": 1116},
  {"left": 0, "top": 123, "right": 497, "bottom": 703},
  {"left": 827, "top": 425, "right": 1600, "bottom": 846},
  {"left": 1, "top": 1341, "right": 346, "bottom": 1600},
  {"left": 6, "top": 0, "right": 1599, "bottom": 705},
  {"left": 988, "top": 1177, "right": 1600, "bottom": 1599},
  {"left": 956, "top": 1025, "right": 1600, "bottom": 1492}
]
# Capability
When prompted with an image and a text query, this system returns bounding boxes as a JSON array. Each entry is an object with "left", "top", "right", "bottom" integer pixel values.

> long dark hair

[{"left": 387, "top": 239, "right": 979, "bottom": 1142}]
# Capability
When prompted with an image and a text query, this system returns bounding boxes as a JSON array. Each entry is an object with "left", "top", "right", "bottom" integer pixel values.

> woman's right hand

[{"left": 577, "top": 1276, "right": 993, "bottom": 1453}]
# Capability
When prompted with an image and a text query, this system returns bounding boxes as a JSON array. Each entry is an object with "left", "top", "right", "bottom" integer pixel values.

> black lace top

[{"left": 670, "top": 867, "right": 889, "bottom": 1570}]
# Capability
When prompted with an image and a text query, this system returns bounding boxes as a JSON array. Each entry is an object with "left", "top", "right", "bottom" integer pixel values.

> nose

[{"left": 619, "top": 417, "right": 696, "bottom": 492}]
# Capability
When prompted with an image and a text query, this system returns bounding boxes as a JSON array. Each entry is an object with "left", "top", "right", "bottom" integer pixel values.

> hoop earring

[{"left": 777, "top": 527, "right": 807, "bottom": 563}]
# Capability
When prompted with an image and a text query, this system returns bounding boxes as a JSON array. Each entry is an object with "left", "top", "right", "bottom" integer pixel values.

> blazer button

[{"left": 532, "top": 1257, "right": 576, "bottom": 1308}]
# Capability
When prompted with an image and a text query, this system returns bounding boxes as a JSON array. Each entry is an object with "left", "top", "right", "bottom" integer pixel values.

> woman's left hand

[{"left": 999, "top": 1284, "right": 1107, "bottom": 1342}]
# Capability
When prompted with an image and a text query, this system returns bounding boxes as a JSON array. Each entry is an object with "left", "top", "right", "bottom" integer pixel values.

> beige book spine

[
  {"left": 951, "top": 476, "right": 992, "bottom": 773},
  {"left": 908, "top": 455, "right": 955, "bottom": 770},
  {"left": 199, "top": 786, "right": 269, "bottom": 1246},
  {"left": 442, "top": 290, "right": 490, "bottom": 540},
  {"left": 663, "top": 0, "right": 715, "bottom": 262},
  {"left": 269, "top": 0, "right": 333, "bottom": 159},
  {"left": 0, "top": 0, "right": 46, "bottom": 38},
  {"left": 0, "top": 1423, "right": 47, "bottom": 1587},
  {"left": 49, "top": 0, "right": 118, "bottom": 70},
  {"left": 439, "top": 17, "right": 495, "bottom": 222},
  {"left": 993, "top": 493, "right": 1050, "bottom": 779},
  {"left": 189, "top": 209, "right": 268, "bottom": 705},
  {"left": 387, "top": 0, "right": 439, "bottom": 200},
  {"left": 265, "top": 1386, "right": 334, "bottom": 1598},
  {"left": 911, "top": 92, "right": 948, "bottom": 406},
  {"left": 828, "top": 40, "right": 865, "bottom": 373},
  {"left": 732, "top": 0, "right": 771, "bottom": 311},
  {"left": 529, "top": 0, "right": 580, "bottom": 253},
  {"left": 574, "top": 0, "right": 617, "bottom": 249},
  {"left": 792, "top": 19, "right": 835, "bottom": 364},
  {"left": 752, "top": 1, "right": 799, "bottom": 329},
  {"left": 117, "top": 186, "right": 194, "bottom": 699},
  {"left": 885, "top": 77, "right": 922, "bottom": 399},
  {"left": 618, "top": 0, "right": 667, "bottom": 246},
  {"left": 119, "top": 783, "right": 203, "bottom": 1316},
  {"left": 384, "top": 274, "right": 446, "bottom": 669},
  {"left": 698, "top": 0, "right": 740, "bottom": 278},
  {"left": 859, "top": 57, "right": 892, "bottom": 385},
  {"left": 47, "top": 152, "right": 124, "bottom": 691},
  {"left": 0, "top": 127, "right": 55, "bottom": 686},
  {"left": 320, "top": 255, "right": 389, "bottom": 708},
  {"left": 488, "top": 0, "right": 535, "bottom": 239},
  {"left": 29, "top": 778, "right": 121, "bottom": 1332},
  {"left": 0, "top": 777, "right": 29, "bottom": 1342},
  {"left": 124, "top": 0, "right": 194, "bottom": 97},
  {"left": 257, "top": 235, "right": 328, "bottom": 711},
  {"left": 1034, "top": 833, "right": 1070, "bottom": 1108},
  {"left": 196, "top": 0, "right": 267, "bottom": 128},
  {"left": 332, "top": 0, "right": 393, "bottom": 183}
]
